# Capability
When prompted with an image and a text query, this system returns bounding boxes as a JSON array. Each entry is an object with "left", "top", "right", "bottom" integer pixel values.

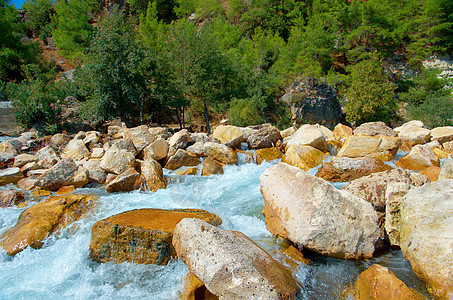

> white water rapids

[{"left": 0, "top": 155, "right": 430, "bottom": 299}]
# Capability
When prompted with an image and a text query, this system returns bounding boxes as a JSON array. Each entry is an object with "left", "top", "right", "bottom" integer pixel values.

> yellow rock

[
  {"left": 333, "top": 123, "right": 353, "bottom": 141},
  {"left": 433, "top": 147, "right": 449, "bottom": 159},
  {"left": 419, "top": 166, "right": 441, "bottom": 182},
  {"left": 176, "top": 167, "right": 198, "bottom": 176},
  {"left": 256, "top": 147, "right": 283, "bottom": 165},
  {"left": 281, "top": 144, "right": 325, "bottom": 171},
  {"left": 56, "top": 185, "right": 75, "bottom": 195},
  {"left": 202, "top": 157, "right": 224, "bottom": 176},
  {"left": 280, "top": 245, "right": 310, "bottom": 268},
  {"left": 337, "top": 134, "right": 401, "bottom": 161},
  {"left": 396, "top": 145, "right": 440, "bottom": 171},
  {"left": 180, "top": 273, "right": 218, "bottom": 300},
  {"left": 31, "top": 189, "right": 51, "bottom": 197}
]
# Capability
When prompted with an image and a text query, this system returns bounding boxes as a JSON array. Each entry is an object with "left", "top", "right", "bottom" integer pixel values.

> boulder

[
  {"left": 100, "top": 145, "right": 136, "bottom": 175},
  {"left": 202, "top": 157, "right": 223, "bottom": 176},
  {"left": 142, "top": 138, "right": 168, "bottom": 161},
  {"left": 399, "top": 180, "right": 453, "bottom": 299},
  {"left": 20, "top": 161, "right": 39, "bottom": 173},
  {"left": 342, "top": 169, "right": 430, "bottom": 213},
  {"left": 169, "top": 129, "right": 190, "bottom": 150},
  {"left": 83, "top": 131, "right": 102, "bottom": 148},
  {"left": 333, "top": 123, "right": 353, "bottom": 142},
  {"left": 110, "top": 138, "right": 138, "bottom": 156},
  {"left": 173, "top": 218, "right": 299, "bottom": 299},
  {"left": 105, "top": 168, "right": 142, "bottom": 193},
  {"left": 165, "top": 149, "right": 200, "bottom": 170},
  {"left": 61, "top": 139, "right": 91, "bottom": 161},
  {"left": 256, "top": 147, "right": 283, "bottom": 165},
  {"left": 49, "top": 133, "right": 70, "bottom": 153},
  {"left": 337, "top": 134, "right": 401, "bottom": 161},
  {"left": 419, "top": 166, "right": 441, "bottom": 182},
  {"left": 212, "top": 125, "right": 245, "bottom": 148},
  {"left": 36, "top": 146, "right": 60, "bottom": 169},
  {"left": 396, "top": 144, "right": 440, "bottom": 171},
  {"left": 13, "top": 154, "right": 37, "bottom": 168},
  {"left": 181, "top": 273, "right": 218, "bottom": 300},
  {"left": 0, "top": 167, "right": 24, "bottom": 185},
  {"left": 394, "top": 120, "right": 431, "bottom": 151},
  {"left": 353, "top": 121, "right": 398, "bottom": 137},
  {"left": 141, "top": 159, "right": 167, "bottom": 192},
  {"left": 247, "top": 125, "right": 282, "bottom": 149},
  {"left": 90, "top": 147, "right": 105, "bottom": 159},
  {"left": 0, "top": 140, "right": 19, "bottom": 164},
  {"left": 0, "top": 189, "right": 25, "bottom": 208},
  {"left": 384, "top": 182, "right": 411, "bottom": 248},
  {"left": 281, "top": 144, "right": 325, "bottom": 171},
  {"left": 0, "top": 194, "right": 97, "bottom": 255},
  {"left": 186, "top": 142, "right": 206, "bottom": 157},
  {"left": 82, "top": 160, "right": 108, "bottom": 184},
  {"left": 176, "top": 167, "right": 198, "bottom": 176},
  {"left": 316, "top": 157, "right": 393, "bottom": 182},
  {"left": 433, "top": 147, "right": 450, "bottom": 159},
  {"left": 430, "top": 126, "right": 453, "bottom": 144},
  {"left": 149, "top": 127, "right": 170, "bottom": 139},
  {"left": 346, "top": 264, "right": 425, "bottom": 300},
  {"left": 89, "top": 208, "right": 221, "bottom": 265},
  {"left": 283, "top": 124, "right": 329, "bottom": 153},
  {"left": 56, "top": 185, "right": 75, "bottom": 195},
  {"left": 125, "top": 125, "right": 154, "bottom": 153},
  {"left": 260, "top": 163, "right": 380, "bottom": 260},
  {"left": 439, "top": 158, "right": 453, "bottom": 180},
  {"left": 280, "top": 126, "right": 297, "bottom": 139},
  {"left": 35, "top": 157, "right": 89, "bottom": 191},
  {"left": 202, "top": 142, "right": 238, "bottom": 165},
  {"left": 16, "top": 176, "right": 39, "bottom": 191}
]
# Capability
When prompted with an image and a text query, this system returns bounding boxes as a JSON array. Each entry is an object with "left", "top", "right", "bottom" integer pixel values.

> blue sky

[{"left": 9, "top": 0, "right": 26, "bottom": 9}]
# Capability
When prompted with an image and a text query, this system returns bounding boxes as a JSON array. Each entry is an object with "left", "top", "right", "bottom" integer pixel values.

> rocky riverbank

[{"left": 0, "top": 121, "right": 452, "bottom": 299}]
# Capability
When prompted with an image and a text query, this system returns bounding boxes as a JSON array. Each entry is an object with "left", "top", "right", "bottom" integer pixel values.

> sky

[{"left": 9, "top": 0, "right": 26, "bottom": 9}]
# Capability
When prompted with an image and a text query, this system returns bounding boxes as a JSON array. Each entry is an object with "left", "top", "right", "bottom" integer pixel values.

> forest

[{"left": 0, "top": 0, "right": 452, "bottom": 134}]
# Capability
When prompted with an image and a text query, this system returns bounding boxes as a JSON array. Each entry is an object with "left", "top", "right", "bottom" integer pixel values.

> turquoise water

[{"left": 0, "top": 159, "right": 430, "bottom": 299}]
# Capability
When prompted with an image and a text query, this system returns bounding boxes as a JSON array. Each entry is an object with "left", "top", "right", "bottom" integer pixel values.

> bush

[
  {"left": 228, "top": 96, "right": 264, "bottom": 126},
  {"left": 22, "top": 0, "right": 54, "bottom": 37},
  {"left": 406, "top": 91, "right": 453, "bottom": 128}
]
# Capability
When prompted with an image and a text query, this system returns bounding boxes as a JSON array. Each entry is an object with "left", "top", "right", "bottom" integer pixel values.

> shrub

[{"left": 228, "top": 96, "right": 264, "bottom": 127}]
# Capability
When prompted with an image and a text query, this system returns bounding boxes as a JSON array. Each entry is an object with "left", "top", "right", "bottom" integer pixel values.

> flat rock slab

[
  {"left": 1, "top": 195, "right": 97, "bottom": 255},
  {"left": 400, "top": 180, "right": 453, "bottom": 299},
  {"left": 89, "top": 208, "right": 222, "bottom": 265},
  {"left": 173, "top": 218, "right": 299, "bottom": 299}
]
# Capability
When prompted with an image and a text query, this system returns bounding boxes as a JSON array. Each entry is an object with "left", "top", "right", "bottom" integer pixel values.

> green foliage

[
  {"left": 342, "top": 55, "right": 397, "bottom": 125},
  {"left": 22, "top": 0, "right": 54, "bottom": 37},
  {"left": 139, "top": 1, "right": 167, "bottom": 53},
  {"left": 228, "top": 96, "right": 264, "bottom": 126},
  {"left": 75, "top": 8, "right": 148, "bottom": 127},
  {"left": 52, "top": 0, "right": 94, "bottom": 58}
]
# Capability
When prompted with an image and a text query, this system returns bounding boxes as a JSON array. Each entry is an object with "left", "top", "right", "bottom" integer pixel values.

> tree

[
  {"left": 52, "top": 0, "right": 94, "bottom": 58},
  {"left": 22, "top": 0, "right": 54, "bottom": 37},
  {"left": 75, "top": 8, "right": 148, "bottom": 127},
  {"left": 342, "top": 55, "right": 397, "bottom": 125}
]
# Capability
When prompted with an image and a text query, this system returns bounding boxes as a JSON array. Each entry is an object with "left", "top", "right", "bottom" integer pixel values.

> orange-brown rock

[
  {"left": 333, "top": 123, "right": 353, "bottom": 141},
  {"left": 433, "top": 147, "right": 449, "bottom": 159},
  {"left": 105, "top": 169, "right": 142, "bottom": 193},
  {"left": 0, "top": 189, "right": 25, "bottom": 208},
  {"left": 181, "top": 273, "right": 218, "bottom": 300},
  {"left": 281, "top": 144, "right": 325, "bottom": 171},
  {"left": 31, "top": 189, "right": 51, "bottom": 197},
  {"left": 56, "top": 185, "right": 75, "bottom": 195},
  {"left": 235, "top": 149, "right": 254, "bottom": 164},
  {"left": 201, "top": 157, "right": 223, "bottom": 176},
  {"left": 0, "top": 195, "right": 97, "bottom": 255},
  {"left": 419, "top": 166, "right": 441, "bottom": 182},
  {"left": 176, "top": 167, "right": 198, "bottom": 176},
  {"left": 256, "top": 147, "right": 283, "bottom": 165},
  {"left": 396, "top": 145, "right": 440, "bottom": 171},
  {"left": 316, "top": 157, "right": 393, "bottom": 182},
  {"left": 280, "top": 245, "right": 310, "bottom": 268},
  {"left": 346, "top": 264, "right": 425, "bottom": 300},
  {"left": 89, "top": 208, "right": 221, "bottom": 265},
  {"left": 165, "top": 149, "right": 200, "bottom": 170}
]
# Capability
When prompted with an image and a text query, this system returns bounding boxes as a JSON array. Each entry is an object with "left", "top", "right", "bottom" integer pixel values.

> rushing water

[{"left": 0, "top": 157, "right": 430, "bottom": 299}]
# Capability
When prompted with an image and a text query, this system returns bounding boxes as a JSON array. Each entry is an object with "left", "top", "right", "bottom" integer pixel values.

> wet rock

[
  {"left": 316, "top": 157, "right": 393, "bottom": 182},
  {"left": 141, "top": 159, "right": 167, "bottom": 192},
  {"left": 212, "top": 125, "right": 245, "bottom": 148},
  {"left": 342, "top": 169, "right": 430, "bottom": 213},
  {"left": 169, "top": 129, "right": 190, "bottom": 150},
  {"left": 247, "top": 125, "right": 282, "bottom": 149},
  {"left": 419, "top": 166, "right": 441, "bottom": 182},
  {"left": 143, "top": 138, "right": 168, "bottom": 161},
  {"left": 439, "top": 158, "right": 453, "bottom": 179},
  {"left": 82, "top": 160, "right": 107, "bottom": 184},
  {"left": 346, "top": 264, "right": 425, "bottom": 300},
  {"left": 396, "top": 144, "right": 440, "bottom": 171},
  {"left": 202, "top": 157, "right": 223, "bottom": 176},
  {"left": 337, "top": 134, "right": 401, "bottom": 161},
  {"left": 353, "top": 121, "right": 397, "bottom": 137},
  {"left": 281, "top": 144, "right": 325, "bottom": 171},
  {"left": 13, "top": 154, "right": 37, "bottom": 168},
  {"left": 100, "top": 145, "right": 136, "bottom": 175},
  {"left": 260, "top": 163, "right": 379, "bottom": 260},
  {"left": 394, "top": 120, "right": 431, "bottom": 151},
  {"left": 89, "top": 208, "right": 221, "bottom": 265},
  {"left": 125, "top": 125, "right": 154, "bottom": 153},
  {"left": 0, "top": 195, "right": 97, "bottom": 255},
  {"left": 0, "top": 140, "right": 19, "bottom": 164},
  {"left": 333, "top": 123, "right": 353, "bottom": 142},
  {"left": 36, "top": 146, "right": 60, "bottom": 169},
  {"left": 61, "top": 139, "right": 91, "bottom": 161},
  {"left": 165, "top": 149, "right": 200, "bottom": 170},
  {"left": 283, "top": 124, "right": 329, "bottom": 153},
  {"left": 202, "top": 142, "right": 237, "bottom": 165},
  {"left": 105, "top": 168, "right": 142, "bottom": 193},
  {"left": 35, "top": 157, "right": 89, "bottom": 191},
  {"left": 181, "top": 273, "right": 218, "bottom": 300},
  {"left": 430, "top": 126, "right": 453, "bottom": 144},
  {"left": 173, "top": 218, "right": 299, "bottom": 299},
  {"left": 0, "top": 189, "right": 25, "bottom": 208},
  {"left": 56, "top": 185, "right": 75, "bottom": 195},
  {"left": 256, "top": 147, "right": 283, "bottom": 165},
  {"left": 176, "top": 167, "right": 198, "bottom": 176},
  {"left": 399, "top": 180, "right": 453, "bottom": 299}
]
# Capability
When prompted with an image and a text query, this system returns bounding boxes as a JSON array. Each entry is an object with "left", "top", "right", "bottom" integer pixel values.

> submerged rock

[
  {"left": 260, "top": 163, "right": 380, "bottom": 260},
  {"left": 0, "top": 195, "right": 97, "bottom": 255},
  {"left": 173, "top": 218, "right": 299, "bottom": 299},
  {"left": 89, "top": 208, "right": 221, "bottom": 265}
]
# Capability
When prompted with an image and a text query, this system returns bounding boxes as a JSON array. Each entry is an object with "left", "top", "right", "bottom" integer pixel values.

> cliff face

[{"left": 280, "top": 78, "right": 345, "bottom": 130}]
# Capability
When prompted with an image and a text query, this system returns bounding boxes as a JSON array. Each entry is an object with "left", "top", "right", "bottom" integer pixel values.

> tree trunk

[
  {"left": 175, "top": 108, "right": 183, "bottom": 130},
  {"left": 203, "top": 99, "right": 211, "bottom": 134}
]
